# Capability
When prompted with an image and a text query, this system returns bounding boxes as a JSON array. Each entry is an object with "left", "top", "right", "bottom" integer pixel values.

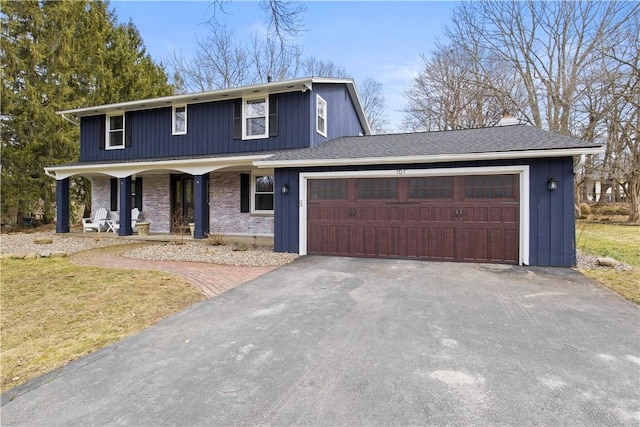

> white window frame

[
  {"left": 316, "top": 94, "right": 327, "bottom": 137},
  {"left": 251, "top": 170, "right": 275, "bottom": 214},
  {"left": 172, "top": 105, "right": 187, "bottom": 135},
  {"left": 243, "top": 96, "right": 269, "bottom": 140},
  {"left": 106, "top": 113, "right": 125, "bottom": 150}
]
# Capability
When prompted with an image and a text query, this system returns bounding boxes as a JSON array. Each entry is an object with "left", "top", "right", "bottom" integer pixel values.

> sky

[{"left": 109, "top": 1, "right": 457, "bottom": 132}]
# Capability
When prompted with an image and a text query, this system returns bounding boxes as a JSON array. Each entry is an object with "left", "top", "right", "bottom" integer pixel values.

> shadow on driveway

[{"left": 3, "top": 256, "right": 639, "bottom": 425}]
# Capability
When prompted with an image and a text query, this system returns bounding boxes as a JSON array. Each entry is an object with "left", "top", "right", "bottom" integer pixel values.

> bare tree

[
  {"left": 358, "top": 78, "right": 388, "bottom": 134},
  {"left": 302, "top": 56, "right": 349, "bottom": 78},
  {"left": 404, "top": 0, "right": 639, "bottom": 221}
]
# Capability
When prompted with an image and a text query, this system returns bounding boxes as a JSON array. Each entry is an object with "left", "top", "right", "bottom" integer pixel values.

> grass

[
  {"left": 576, "top": 222, "right": 640, "bottom": 304},
  {"left": 0, "top": 258, "right": 204, "bottom": 393}
]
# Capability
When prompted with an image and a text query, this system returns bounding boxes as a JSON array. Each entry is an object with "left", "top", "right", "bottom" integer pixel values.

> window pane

[
  {"left": 247, "top": 117, "right": 266, "bottom": 136},
  {"left": 409, "top": 177, "right": 453, "bottom": 199},
  {"left": 246, "top": 99, "right": 265, "bottom": 118},
  {"left": 255, "top": 194, "right": 273, "bottom": 211},
  {"left": 110, "top": 131, "right": 123, "bottom": 147},
  {"left": 110, "top": 115, "right": 123, "bottom": 130},
  {"left": 255, "top": 175, "right": 274, "bottom": 193},
  {"left": 357, "top": 179, "right": 397, "bottom": 199},
  {"left": 175, "top": 107, "right": 186, "bottom": 133}
]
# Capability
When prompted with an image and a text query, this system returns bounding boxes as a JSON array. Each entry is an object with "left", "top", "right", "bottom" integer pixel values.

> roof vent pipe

[{"left": 267, "top": 75, "right": 272, "bottom": 83}]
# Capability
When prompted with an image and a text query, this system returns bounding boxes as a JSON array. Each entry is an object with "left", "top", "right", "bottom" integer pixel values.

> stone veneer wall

[{"left": 210, "top": 171, "right": 274, "bottom": 236}]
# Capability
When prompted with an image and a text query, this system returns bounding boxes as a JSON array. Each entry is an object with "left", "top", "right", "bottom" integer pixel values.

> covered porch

[{"left": 45, "top": 154, "right": 277, "bottom": 240}]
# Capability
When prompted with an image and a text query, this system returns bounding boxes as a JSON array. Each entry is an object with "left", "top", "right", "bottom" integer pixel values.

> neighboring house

[{"left": 45, "top": 77, "right": 603, "bottom": 267}]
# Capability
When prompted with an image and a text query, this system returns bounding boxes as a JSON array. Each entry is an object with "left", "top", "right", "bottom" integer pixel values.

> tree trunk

[{"left": 628, "top": 176, "right": 640, "bottom": 223}]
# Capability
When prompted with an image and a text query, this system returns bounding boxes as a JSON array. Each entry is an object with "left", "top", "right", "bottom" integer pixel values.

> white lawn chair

[
  {"left": 82, "top": 207, "right": 108, "bottom": 233},
  {"left": 131, "top": 208, "right": 140, "bottom": 231}
]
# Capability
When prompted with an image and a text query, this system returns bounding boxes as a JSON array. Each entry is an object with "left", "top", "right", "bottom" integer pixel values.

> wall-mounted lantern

[
  {"left": 548, "top": 177, "right": 558, "bottom": 191},
  {"left": 281, "top": 184, "right": 289, "bottom": 194}
]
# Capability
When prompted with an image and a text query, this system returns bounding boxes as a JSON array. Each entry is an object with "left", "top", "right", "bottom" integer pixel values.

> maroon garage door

[{"left": 307, "top": 175, "right": 520, "bottom": 264}]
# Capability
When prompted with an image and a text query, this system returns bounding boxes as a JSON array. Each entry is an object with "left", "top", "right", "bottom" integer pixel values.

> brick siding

[{"left": 91, "top": 172, "right": 273, "bottom": 235}]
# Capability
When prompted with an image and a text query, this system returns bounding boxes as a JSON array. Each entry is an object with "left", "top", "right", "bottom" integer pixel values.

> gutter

[
  {"left": 60, "top": 113, "right": 80, "bottom": 127},
  {"left": 254, "top": 147, "right": 606, "bottom": 169}
]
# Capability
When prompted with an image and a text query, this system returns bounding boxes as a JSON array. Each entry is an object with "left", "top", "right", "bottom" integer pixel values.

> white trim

[
  {"left": 106, "top": 113, "right": 125, "bottom": 150},
  {"left": 172, "top": 105, "right": 187, "bottom": 135},
  {"left": 44, "top": 154, "right": 274, "bottom": 180},
  {"left": 242, "top": 96, "right": 269, "bottom": 140},
  {"left": 56, "top": 77, "right": 371, "bottom": 136},
  {"left": 316, "top": 94, "right": 327, "bottom": 137},
  {"left": 298, "top": 166, "right": 530, "bottom": 265},
  {"left": 257, "top": 147, "right": 604, "bottom": 168},
  {"left": 250, "top": 170, "right": 275, "bottom": 215}
]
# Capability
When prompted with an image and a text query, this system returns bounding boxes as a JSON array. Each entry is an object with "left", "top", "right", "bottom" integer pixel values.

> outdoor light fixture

[
  {"left": 548, "top": 177, "right": 558, "bottom": 191},
  {"left": 281, "top": 184, "right": 289, "bottom": 194}
]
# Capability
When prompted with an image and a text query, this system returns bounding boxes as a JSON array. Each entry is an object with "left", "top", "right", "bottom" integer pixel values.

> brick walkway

[{"left": 70, "top": 244, "right": 279, "bottom": 299}]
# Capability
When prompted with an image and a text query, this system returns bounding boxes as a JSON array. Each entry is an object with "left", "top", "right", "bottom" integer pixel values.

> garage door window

[
  {"left": 357, "top": 178, "right": 397, "bottom": 199},
  {"left": 409, "top": 177, "right": 453, "bottom": 199},
  {"left": 465, "top": 176, "right": 514, "bottom": 199},
  {"left": 310, "top": 179, "right": 347, "bottom": 200}
]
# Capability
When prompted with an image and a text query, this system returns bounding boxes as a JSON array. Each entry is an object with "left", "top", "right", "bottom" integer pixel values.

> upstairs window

[
  {"left": 106, "top": 114, "right": 124, "bottom": 149},
  {"left": 316, "top": 94, "right": 327, "bottom": 136},
  {"left": 172, "top": 105, "right": 187, "bottom": 135},
  {"left": 243, "top": 97, "right": 268, "bottom": 139}
]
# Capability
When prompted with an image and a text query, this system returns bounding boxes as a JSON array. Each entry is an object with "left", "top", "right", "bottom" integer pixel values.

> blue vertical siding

[
  {"left": 80, "top": 93, "right": 314, "bottom": 162},
  {"left": 274, "top": 157, "right": 576, "bottom": 267},
  {"left": 274, "top": 169, "right": 300, "bottom": 253},
  {"left": 311, "top": 84, "right": 365, "bottom": 146}
]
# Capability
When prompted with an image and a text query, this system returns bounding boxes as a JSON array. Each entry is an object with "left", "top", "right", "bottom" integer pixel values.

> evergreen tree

[{"left": 1, "top": 0, "right": 173, "bottom": 225}]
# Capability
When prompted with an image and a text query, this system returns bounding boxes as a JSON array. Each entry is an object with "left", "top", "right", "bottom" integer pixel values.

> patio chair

[
  {"left": 131, "top": 208, "right": 140, "bottom": 231},
  {"left": 82, "top": 207, "right": 108, "bottom": 233}
]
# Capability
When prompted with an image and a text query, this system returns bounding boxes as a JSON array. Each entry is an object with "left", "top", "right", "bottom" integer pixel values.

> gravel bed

[
  {"left": 2, "top": 232, "right": 627, "bottom": 270},
  {"left": 1, "top": 232, "right": 133, "bottom": 256},
  {"left": 576, "top": 249, "right": 633, "bottom": 271},
  {"left": 125, "top": 242, "right": 299, "bottom": 267}
]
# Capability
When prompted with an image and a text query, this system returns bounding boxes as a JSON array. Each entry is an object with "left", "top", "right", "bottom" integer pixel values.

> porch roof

[{"left": 44, "top": 152, "right": 278, "bottom": 180}]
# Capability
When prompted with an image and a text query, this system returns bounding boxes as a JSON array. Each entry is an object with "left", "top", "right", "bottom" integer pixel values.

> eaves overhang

[
  {"left": 253, "top": 147, "right": 605, "bottom": 169},
  {"left": 56, "top": 77, "right": 371, "bottom": 135},
  {"left": 44, "top": 154, "right": 275, "bottom": 180}
]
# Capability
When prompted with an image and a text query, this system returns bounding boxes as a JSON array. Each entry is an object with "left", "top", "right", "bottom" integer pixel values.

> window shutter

[
  {"left": 233, "top": 99, "right": 242, "bottom": 140},
  {"left": 110, "top": 178, "right": 118, "bottom": 211},
  {"left": 135, "top": 177, "right": 143, "bottom": 210},
  {"left": 240, "top": 173, "right": 250, "bottom": 213},
  {"left": 125, "top": 112, "right": 132, "bottom": 147},
  {"left": 99, "top": 115, "right": 106, "bottom": 150},
  {"left": 269, "top": 94, "right": 278, "bottom": 137}
]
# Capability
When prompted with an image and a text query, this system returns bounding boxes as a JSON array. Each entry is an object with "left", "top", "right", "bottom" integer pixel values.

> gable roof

[
  {"left": 255, "top": 124, "right": 604, "bottom": 167},
  {"left": 57, "top": 77, "right": 371, "bottom": 135}
]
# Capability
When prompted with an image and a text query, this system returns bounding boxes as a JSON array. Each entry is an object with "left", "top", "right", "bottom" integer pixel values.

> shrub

[
  {"left": 579, "top": 203, "right": 591, "bottom": 218},
  {"left": 206, "top": 232, "right": 226, "bottom": 246}
]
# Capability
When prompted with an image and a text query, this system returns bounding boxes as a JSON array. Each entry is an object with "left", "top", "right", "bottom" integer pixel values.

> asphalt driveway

[{"left": 2, "top": 256, "right": 639, "bottom": 426}]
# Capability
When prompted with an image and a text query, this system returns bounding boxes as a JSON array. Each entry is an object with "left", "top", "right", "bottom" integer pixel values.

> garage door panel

[{"left": 307, "top": 174, "right": 519, "bottom": 264}]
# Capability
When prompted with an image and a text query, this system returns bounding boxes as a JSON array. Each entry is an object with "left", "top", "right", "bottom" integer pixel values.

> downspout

[{"left": 60, "top": 113, "right": 80, "bottom": 127}]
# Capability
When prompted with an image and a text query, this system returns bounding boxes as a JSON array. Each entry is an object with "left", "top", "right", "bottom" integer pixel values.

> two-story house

[{"left": 46, "top": 77, "right": 603, "bottom": 267}]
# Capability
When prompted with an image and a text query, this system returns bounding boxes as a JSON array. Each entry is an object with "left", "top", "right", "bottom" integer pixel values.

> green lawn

[
  {"left": 576, "top": 222, "right": 640, "bottom": 304},
  {"left": 0, "top": 258, "right": 204, "bottom": 393}
]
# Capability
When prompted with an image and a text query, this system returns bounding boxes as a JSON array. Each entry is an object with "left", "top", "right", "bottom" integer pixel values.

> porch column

[
  {"left": 118, "top": 176, "right": 133, "bottom": 236},
  {"left": 56, "top": 178, "right": 70, "bottom": 233},
  {"left": 193, "top": 173, "right": 210, "bottom": 239}
]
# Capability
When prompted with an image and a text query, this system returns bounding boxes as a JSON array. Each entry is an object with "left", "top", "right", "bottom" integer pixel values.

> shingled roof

[{"left": 257, "top": 124, "right": 603, "bottom": 167}]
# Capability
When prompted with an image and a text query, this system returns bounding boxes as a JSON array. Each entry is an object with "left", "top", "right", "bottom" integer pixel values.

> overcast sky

[{"left": 110, "top": 1, "right": 457, "bottom": 131}]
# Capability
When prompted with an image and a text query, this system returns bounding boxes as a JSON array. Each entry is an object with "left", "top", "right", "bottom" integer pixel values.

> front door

[{"left": 171, "top": 174, "right": 194, "bottom": 232}]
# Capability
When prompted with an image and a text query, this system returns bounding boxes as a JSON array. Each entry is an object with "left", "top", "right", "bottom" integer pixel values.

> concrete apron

[{"left": 2, "top": 256, "right": 639, "bottom": 426}]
